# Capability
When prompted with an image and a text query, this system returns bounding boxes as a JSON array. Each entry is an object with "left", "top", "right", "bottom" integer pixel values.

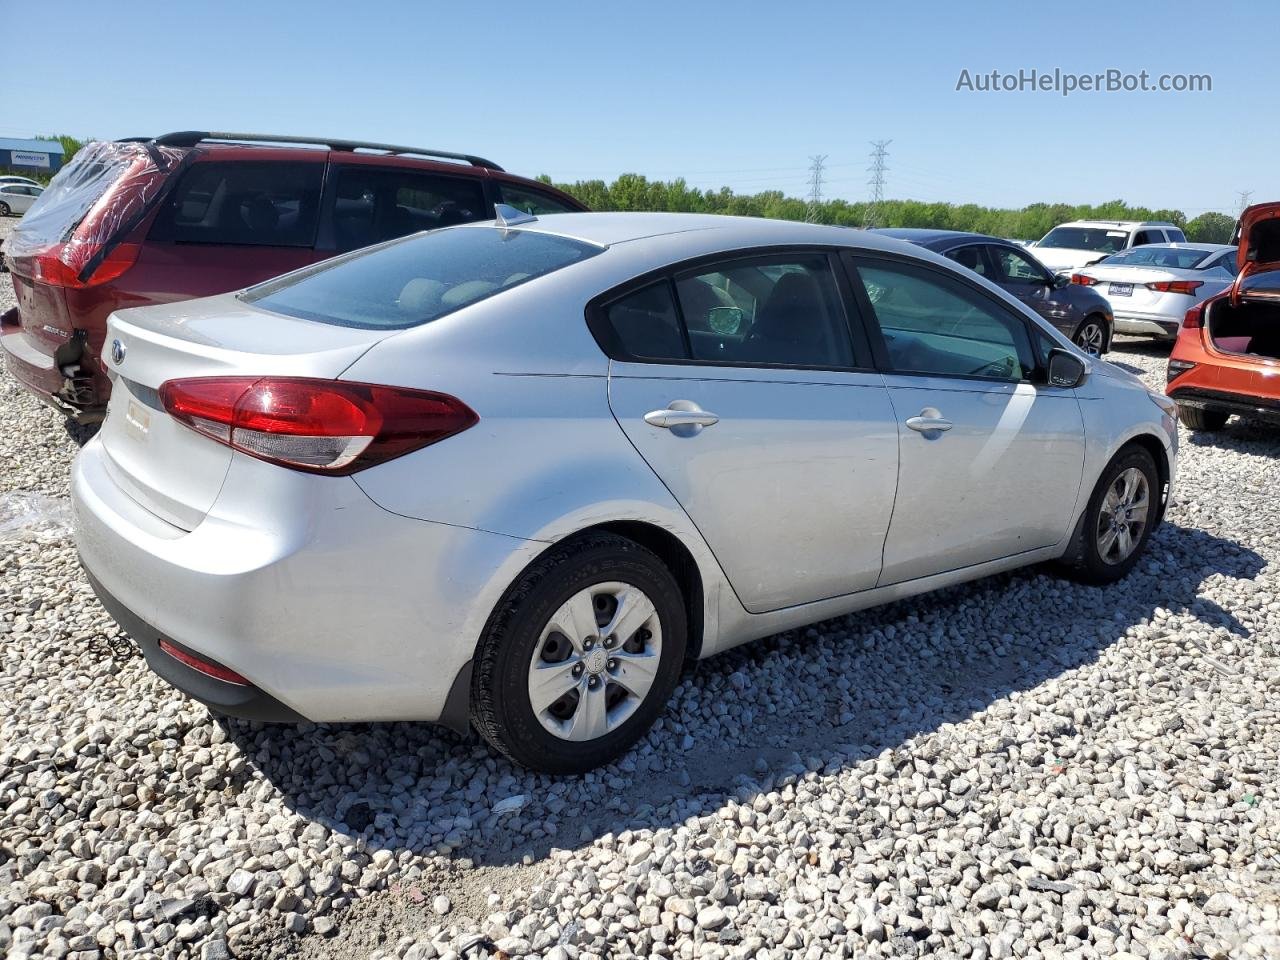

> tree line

[
  {"left": 19, "top": 136, "right": 1239, "bottom": 245},
  {"left": 540, "top": 173, "right": 1238, "bottom": 245}
]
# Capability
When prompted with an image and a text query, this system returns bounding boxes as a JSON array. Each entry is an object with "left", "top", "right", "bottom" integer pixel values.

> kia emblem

[{"left": 111, "top": 339, "right": 126, "bottom": 365}]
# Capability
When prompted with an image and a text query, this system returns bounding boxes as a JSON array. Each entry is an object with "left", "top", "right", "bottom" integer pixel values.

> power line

[
  {"left": 806, "top": 155, "right": 827, "bottom": 223},
  {"left": 864, "top": 140, "right": 891, "bottom": 228}
]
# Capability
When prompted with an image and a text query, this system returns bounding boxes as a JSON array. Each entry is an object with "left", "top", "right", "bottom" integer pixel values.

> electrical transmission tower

[
  {"left": 806, "top": 155, "right": 827, "bottom": 223},
  {"left": 864, "top": 140, "right": 891, "bottom": 228},
  {"left": 1237, "top": 190, "right": 1254, "bottom": 215}
]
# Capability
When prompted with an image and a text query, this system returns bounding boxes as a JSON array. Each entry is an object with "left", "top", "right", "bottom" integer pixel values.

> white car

[
  {"left": 0, "top": 175, "right": 42, "bottom": 188},
  {"left": 72, "top": 211, "right": 1178, "bottom": 772},
  {"left": 0, "top": 183, "right": 43, "bottom": 216},
  {"left": 1033, "top": 220, "right": 1187, "bottom": 277},
  {"left": 1071, "top": 243, "right": 1238, "bottom": 340}
]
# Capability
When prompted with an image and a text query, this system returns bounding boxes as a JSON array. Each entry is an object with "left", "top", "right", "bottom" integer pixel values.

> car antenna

[{"left": 493, "top": 203, "right": 537, "bottom": 228}]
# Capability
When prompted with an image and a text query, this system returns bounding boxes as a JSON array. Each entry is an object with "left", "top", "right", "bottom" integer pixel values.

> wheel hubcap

[
  {"left": 528, "top": 581, "right": 662, "bottom": 742},
  {"left": 1096, "top": 467, "right": 1150, "bottom": 564},
  {"left": 1076, "top": 323, "right": 1104, "bottom": 356}
]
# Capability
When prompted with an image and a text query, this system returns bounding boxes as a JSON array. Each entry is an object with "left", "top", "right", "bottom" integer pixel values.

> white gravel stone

[{"left": 0, "top": 212, "right": 1277, "bottom": 960}]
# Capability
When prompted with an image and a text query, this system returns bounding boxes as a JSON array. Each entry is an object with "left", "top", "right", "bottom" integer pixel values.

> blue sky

[{"left": 5, "top": 0, "right": 1271, "bottom": 215}]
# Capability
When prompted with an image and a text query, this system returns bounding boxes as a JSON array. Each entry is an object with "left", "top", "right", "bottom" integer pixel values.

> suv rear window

[
  {"left": 244, "top": 226, "right": 601, "bottom": 329},
  {"left": 149, "top": 161, "right": 323, "bottom": 247}
]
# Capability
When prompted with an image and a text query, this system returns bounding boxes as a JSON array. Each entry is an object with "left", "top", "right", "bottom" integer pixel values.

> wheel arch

[{"left": 1120, "top": 432, "right": 1171, "bottom": 525}]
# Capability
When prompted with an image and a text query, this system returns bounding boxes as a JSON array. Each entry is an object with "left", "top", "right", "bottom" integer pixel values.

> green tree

[{"left": 1184, "top": 212, "right": 1236, "bottom": 244}]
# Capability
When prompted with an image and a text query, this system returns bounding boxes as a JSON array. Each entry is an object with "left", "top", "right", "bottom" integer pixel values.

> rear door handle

[
  {"left": 644, "top": 408, "right": 720, "bottom": 429},
  {"left": 905, "top": 409, "right": 953, "bottom": 433}
]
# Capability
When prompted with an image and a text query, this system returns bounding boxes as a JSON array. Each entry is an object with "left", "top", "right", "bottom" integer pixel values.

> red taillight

[
  {"left": 32, "top": 241, "right": 141, "bottom": 288},
  {"left": 1182, "top": 304, "right": 1205, "bottom": 329},
  {"left": 1071, "top": 273, "right": 1101, "bottom": 286},
  {"left": 1146, "top": 280, "right": 1204, "bottom": 295},
  {"left": 158, "top": 639, "right": 250, "bottom": 685},
  {"left": 158, "top": 377, "right": 478, "bottom": 475}
]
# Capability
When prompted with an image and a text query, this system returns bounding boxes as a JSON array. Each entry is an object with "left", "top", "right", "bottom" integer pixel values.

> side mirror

[
  {"left": 1047, "top": 348, "right": 1087, "bottom": 388},
  {"left": 1052, "top": 274, "right": 1071, "bottom": 289}
]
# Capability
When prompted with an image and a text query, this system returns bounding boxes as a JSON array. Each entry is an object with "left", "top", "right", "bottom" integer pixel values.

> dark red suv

[{"left": 1, "top": 131, "right": 586, "bottom": 420}]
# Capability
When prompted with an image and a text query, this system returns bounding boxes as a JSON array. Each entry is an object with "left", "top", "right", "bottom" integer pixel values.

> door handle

[
  {"left": 644, "top": 408, "right": 720, "bottom": 429},
  {"left": 905, "top": 408, "right": 953, "bottom": 433}
]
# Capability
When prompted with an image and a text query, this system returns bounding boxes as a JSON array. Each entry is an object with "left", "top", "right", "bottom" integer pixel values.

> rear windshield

[
  {"left": 1038, "top": 227, "right": 1130, "bottom": 253},
  {"left": 6, "top": 140, "right": 185, "bottom": 261},
  {"left": 1099, "top": 246, "right": 1214, "bottom": 269},
  {"left": 243, "top": 226, "right": 601, "bottom": 329}
]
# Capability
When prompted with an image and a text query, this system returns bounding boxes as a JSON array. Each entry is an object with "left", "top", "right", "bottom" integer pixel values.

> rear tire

[
  {"left": 1177, "top": 404, "right": 1229, "bottom": 431},
  {"left": 1056, "top": 445, "right": 1160, "bottom": 585},
  {"left": 470, "top": 533, "right": 686, "bottom": 774}
]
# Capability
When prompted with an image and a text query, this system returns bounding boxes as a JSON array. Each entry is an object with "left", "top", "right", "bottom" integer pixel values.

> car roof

[
  {"left": 472, "top": 212, "right": 911, "bottom": 252},
  {"left": 872, "top": 227, "right": 1009, "bottom": 248},
  {"left": 1106, "top": 242, "right": 1233, "bottom": 253},
  {"left": 1053, "top": 219, "right": 1176, "bottom": 229}
]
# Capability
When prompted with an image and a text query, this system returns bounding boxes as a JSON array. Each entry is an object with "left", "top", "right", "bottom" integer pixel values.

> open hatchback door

[{"left": 1231, "top": 201, "right": 1280, "bottom": 305}]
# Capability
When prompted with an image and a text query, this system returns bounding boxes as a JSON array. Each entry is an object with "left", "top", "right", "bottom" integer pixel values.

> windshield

[
  {"left": 245, "top": 226, "right": 602, "bottom": 329},
  {"left": 1098, "top": 247, "right": 1214, "bottom": 270},
  {"left": 1039, "top": 227, "right": 1130, "bottom": 253}
]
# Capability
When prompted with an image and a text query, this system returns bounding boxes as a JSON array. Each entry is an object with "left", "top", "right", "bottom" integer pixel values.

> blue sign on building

[{"left": 0, "top": 138, "right": 65, "bottom": 173}]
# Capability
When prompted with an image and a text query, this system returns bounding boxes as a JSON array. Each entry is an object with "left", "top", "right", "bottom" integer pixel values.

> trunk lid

[
  {"left": 98, "top": 294, "right": 396, "bottom": 529},
  {"left": 1232, "top": 201, "right": 1280, "bottom": 305}
]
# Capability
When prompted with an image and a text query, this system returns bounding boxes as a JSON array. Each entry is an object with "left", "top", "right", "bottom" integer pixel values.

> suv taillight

[
  {"left": 158, "top": 377, "right": 478, "bottom": 475},
  {"left": 1182, "top": 304, "right": 1205, "bottom": 329},
  {"left": 33, "top": 241, "right": 141, "bottom": 288}
]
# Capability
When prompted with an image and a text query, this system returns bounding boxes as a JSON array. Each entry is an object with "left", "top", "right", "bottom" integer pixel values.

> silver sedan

[
  {"left": 72, "top": 211, "right": 1178, "bottom": 772},
  {"left": 0, "top": 183, "right": 43, "bottom": 216},
  {"left": 1071, "top": 242, "right": 1237, "bottom": 340}
]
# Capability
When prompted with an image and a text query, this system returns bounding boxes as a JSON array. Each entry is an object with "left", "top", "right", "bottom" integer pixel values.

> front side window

[
  {"left": 856, "top": 260, "right": 1036, "bottom": 382},
  {"left": 245, "top": 226, "right": 601, "bottom": 329},
  {"left": 330, "top": 166, "right": 487, "bottom": 252},
  {"left": 991, "top": 246, "right": 1049, "bottom": 284},
  {"left": 497, "top": 183, "right": 579, "bottom": 216},
  {"left": 149, "top": 161, "right": 323, "bottom": 247},
  {"left": 675, "top": 256, "right": 853, "bottom": 367}
]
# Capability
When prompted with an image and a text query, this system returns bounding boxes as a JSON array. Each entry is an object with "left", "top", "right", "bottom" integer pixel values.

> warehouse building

[{"left": 0, "top": 138, "right": 64, "bottom": 176}]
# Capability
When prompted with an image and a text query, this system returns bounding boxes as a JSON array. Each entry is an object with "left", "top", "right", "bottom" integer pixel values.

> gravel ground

[{"left": 2, "top": 211, "right": 1279, "bottom": 960}]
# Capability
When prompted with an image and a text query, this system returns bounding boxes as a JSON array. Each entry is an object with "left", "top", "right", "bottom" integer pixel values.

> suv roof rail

[{"left": 141, "top": 131, "right": 505, "bottom": 171}]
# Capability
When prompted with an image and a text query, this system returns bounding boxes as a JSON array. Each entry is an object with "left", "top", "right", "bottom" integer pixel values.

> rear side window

[
  {"left": 1165, "top": 227, "right": 1187, "bottom": 242},
  {"left": 597, "top": 254, "right": 856, "bottom": 369},
  {"left": 497, "top": 183, "right": 580, "bottom": 216},
  {"left": 330, "top": 166, "right": 488, "bottom": 252},
  {"left": 245, "top": 226, "right": 601, "bottom": 329},
  {"left": 149, "top": 162, "right": 323, "bottom": 247}
]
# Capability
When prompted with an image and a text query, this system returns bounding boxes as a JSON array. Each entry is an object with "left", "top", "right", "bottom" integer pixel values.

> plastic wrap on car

[{"left": 6, "top": 140, "right": 188, "bottom": 275}]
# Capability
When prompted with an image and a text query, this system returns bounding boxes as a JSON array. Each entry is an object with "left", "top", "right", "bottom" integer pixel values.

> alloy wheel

[
  {"left": 527, "top": 581, "right": 663, "bottom": 741},
  {"left": 1075, "top": 321, "right": 1105, "bottom": 356},
  {"left": 1096, "top": 467, "right": 1149, "bottom": 564}
]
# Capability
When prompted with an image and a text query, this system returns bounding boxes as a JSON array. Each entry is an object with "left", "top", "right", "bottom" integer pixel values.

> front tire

[
  {"left": 1056, "top": 445, "right": 1160, "bottom": 585},
  {"left": 1073, "top": 315, "right": 1108, "bottom": 356},
  {"left": 1177, "top": 404, "right": 1229, "bottom": 431},
  {"left": 0, "top": 202, "right": 10, "bottom": 217},
  {"left": 471, "top": 533, "right": 687, "bottom": 774}
]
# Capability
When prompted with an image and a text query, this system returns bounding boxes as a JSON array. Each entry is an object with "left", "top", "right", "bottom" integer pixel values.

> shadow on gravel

[
  {"left": 216, "top": 520, "right": 1263, "bottom": 875},
  {"left": 62, "top": 418, "right": 100, "bottom": 446}
]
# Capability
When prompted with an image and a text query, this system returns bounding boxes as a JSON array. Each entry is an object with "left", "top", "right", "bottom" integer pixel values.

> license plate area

[{"left": 1109, "top": 282, "right": 1133, "bottom": 297}]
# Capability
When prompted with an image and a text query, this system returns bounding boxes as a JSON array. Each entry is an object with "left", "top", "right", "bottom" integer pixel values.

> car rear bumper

[
  {"left": 1168, "top": 385, "right": 1280, "bottom": 426},
  {"left": 72, "top": 436, "right": 543, "bottom": 723},
  {"left": 2, "top": 308, "right": 105, "bottom": 420},
  {"left": 1113, "top": 314, "right": 1180, "bottom": 338}
]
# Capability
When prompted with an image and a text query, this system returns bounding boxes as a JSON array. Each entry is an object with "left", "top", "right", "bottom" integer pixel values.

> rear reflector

[
  {"left": 158, "top": 377, "right": 478, "bottom": 475},
  {"left": 158, "top": 639, "right": 250, "bottom": 685},
  {"left": 1070, "top": 273, "right": 1101, "bottom": 286},
  {"left": 1146, "top": 280, "right": 1204, "bottom": 295}
]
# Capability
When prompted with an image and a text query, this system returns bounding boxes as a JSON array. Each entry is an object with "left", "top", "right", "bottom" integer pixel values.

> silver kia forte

[{"left": 72, "top": 210, "right": 1179, "bottom": 773}]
